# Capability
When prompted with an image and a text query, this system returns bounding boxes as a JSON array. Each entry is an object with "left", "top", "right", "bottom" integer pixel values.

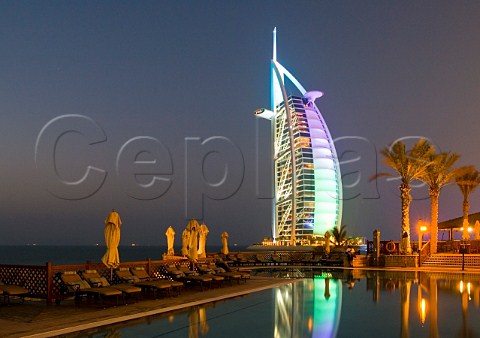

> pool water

[{"left": 72, "top": 268, "right": 480, "bottom": 338}]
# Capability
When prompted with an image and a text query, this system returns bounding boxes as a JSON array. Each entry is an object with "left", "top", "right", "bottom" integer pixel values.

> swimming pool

[{"left": 70, "top": 268, "right": 480, "bottom": 338}]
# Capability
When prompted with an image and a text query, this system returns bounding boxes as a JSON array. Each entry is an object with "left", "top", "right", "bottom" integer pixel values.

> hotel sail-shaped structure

[{"left": 255, "top": 29, "right": 342, "bottom": 244}]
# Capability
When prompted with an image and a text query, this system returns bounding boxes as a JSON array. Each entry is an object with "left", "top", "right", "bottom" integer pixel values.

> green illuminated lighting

[{"left": 256, "top": 29, "right": 342, "bottom": 241}]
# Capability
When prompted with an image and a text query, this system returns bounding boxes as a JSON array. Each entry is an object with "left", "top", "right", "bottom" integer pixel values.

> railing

[
  {"left": 217, "top": 250, "right": 348, "bottom": 266},
  {"left": 367, "top": 240, "right": 400, "bottom": 255},
  {"left": 0, "top": 257, "right": 192, "bottom": 304},
  {"left": 437, "top": 239, "right": 480, "bottom": 253},
  {"left": 0, "top": 250, "right": 337, "bottom": 304},
  {"left": 418, "top": 240, "right": 431, "bottom": 267},
  {"left": 0, "top": 263, "right": 50, "bottom": 299}
]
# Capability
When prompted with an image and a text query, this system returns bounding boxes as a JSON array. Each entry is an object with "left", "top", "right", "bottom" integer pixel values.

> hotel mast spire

[{"left": 273, "top": 27, "right": 277, "bottom": 62}]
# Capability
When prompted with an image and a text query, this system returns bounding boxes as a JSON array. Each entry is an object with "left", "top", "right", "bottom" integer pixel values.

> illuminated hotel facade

[{"left": 255, "top": 29, "right": 342, "bottom": 244}]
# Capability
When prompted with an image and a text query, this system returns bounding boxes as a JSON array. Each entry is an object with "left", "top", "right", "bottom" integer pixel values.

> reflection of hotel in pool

[{"left": 274, "top": 276, "right": 342, "bottom": 338}]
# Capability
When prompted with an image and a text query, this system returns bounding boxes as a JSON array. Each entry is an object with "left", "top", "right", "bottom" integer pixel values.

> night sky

[{"left": 1, "top": 1, "right": 480, "bottom": 246}]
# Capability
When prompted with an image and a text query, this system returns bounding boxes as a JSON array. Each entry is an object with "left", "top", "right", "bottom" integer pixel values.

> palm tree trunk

[
  {"left": 429, "top": 188, "right": 439, "bottom": 254},
  {"left": 463, "top": 193, "right": 470, "bottom": 240},
  {"left": 400, "top": 184, "right": 412, "bottom": 254},
  {"left": 463, "top": 192, "right": 470, "bottom": 222}
]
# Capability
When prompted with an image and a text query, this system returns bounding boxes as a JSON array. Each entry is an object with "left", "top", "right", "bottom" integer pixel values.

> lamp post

[
  {"left": 460, "top": 240, "right": 470, "bottom": 271},
  {"left": 418, "top": 219, "right": 428, "bottom": 267},
  {"left": 418, "top": 219, "right": 428, "bottom": 251}
]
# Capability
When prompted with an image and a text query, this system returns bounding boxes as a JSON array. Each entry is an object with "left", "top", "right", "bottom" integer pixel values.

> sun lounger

[
  {"left": 81, "top": 270, "right": 141, "bottom": 302},
  {"left": 165, "top": 264, "right": 213, "bottom": 291},
  {"left": 0, "top": 283, "right": 29, "bottom": 305},
  {"left": 128, "top": 267, "right": 183, "bottom": 297},
  {"left": 197, "top": 263, "right": 241, "bottom": 285},
  {"left": 227, "top": 254, "right": 240, "bottom": 265},
  {"left": 218, "top": 254, "right": 234, "bottom": 264},
  {"left": 130, "top": 267, "right": 184, "bottom": 290},
  {"left": 271, "top": 254, "right": 285, "bottom": 265},
  {"left": 305, "top": 254, "right": 324, "bottom": 265},
  {"left": 205, "top": 263, "right": 243, "bottom": 284},
  {"left": 237, "top": 253, "right": 256, "bottom": 265},
  {"left": 324, "top": 253, "right": 345, "bottom": 266},
  {"left": 117, "top": 268, "right": 170, "bottom": 298},
  {"left": 215, "top": 262, "right": 250, "bottom": 283},
  {"left": 255, "top": 254, "right": 272, "bottom": 266},
  {"left": 193, "top": 264, "right": 226, "bottom": 287},
  {"left": 60, "top": 271, "right": 122, "bottom": 305}
]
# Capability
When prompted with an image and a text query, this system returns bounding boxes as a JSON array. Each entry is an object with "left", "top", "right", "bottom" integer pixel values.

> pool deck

[
  {"left": 2, "top": 265, "right": 480, "bottom": 337},
  {"left": 0, "top": 276, "right": 294, "bottom": 338}
]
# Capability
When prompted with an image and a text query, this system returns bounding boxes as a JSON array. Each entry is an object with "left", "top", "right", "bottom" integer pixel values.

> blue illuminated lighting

[{"left": 255, "top": 28, "right": 343, "bottom": 241}]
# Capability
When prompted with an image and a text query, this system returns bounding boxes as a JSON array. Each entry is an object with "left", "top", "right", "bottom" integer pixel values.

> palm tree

[
  {"left": 456, "top": 167, "right": 480, "bottom": 230},
  {"left": 418, "top": 152, "right": 463, "bottom": 254},
  {"left": 374, "top": 139, "right": 435, "bottom": 254},
  {"left": 331, "top": 224, "right": 348, "bottom": 246}
]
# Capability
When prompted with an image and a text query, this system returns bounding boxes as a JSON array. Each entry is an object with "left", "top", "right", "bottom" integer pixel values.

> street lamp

[
  {"left": 460, "top": 240, "right": 470, "bottom": 270},
  {"left": 418, "top": 219, "right": 428, "bottom": 252}
]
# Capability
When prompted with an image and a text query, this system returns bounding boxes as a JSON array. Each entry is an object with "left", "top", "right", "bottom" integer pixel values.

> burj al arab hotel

[{"left": 255, "top": 29, "right": 342, "bottom": 245}]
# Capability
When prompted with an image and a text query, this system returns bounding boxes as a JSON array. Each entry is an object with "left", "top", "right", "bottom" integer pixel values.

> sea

[{"left": 0, "top": 245, "right": 249, "bottom": 266}]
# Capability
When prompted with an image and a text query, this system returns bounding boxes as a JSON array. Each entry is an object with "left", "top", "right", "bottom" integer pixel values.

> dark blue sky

[{"left": 1, "top": 1, "right": 480, "bottom": 246}]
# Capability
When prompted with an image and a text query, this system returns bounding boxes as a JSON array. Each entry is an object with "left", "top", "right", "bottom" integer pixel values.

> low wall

[
  {"left": 0, "top": 257, "right": 191, "bottom": 304},
  {"left": 352, "top": 255, "right": 368, "bottom": 267},
  {"left": 384, "top": 255, "right": 418, "bottom": 268}
]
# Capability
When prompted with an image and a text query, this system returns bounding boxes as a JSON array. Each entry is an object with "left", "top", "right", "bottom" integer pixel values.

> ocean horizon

[{"left": 0, "top": 244, "right": 249, "bottom": 266}]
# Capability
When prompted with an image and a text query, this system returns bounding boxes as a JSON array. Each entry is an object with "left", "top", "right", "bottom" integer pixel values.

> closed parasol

[
  {"left": 181, "top": 228, "right": 190, "bottom": 257},
  {"left": 165, "top": 226, "right": 175, "bottom": 256},
  {"left": 187, "top": 219, "right": 200, "bottom": 261},
  {"left": 197, "top": 223, "right": 209, "bottom": 258},
  {"left": 221, "top": 231, "right": 229, "bottom": 255},
  {"left": 101, "top": 209, "right": 122, "bottom": 271}
]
